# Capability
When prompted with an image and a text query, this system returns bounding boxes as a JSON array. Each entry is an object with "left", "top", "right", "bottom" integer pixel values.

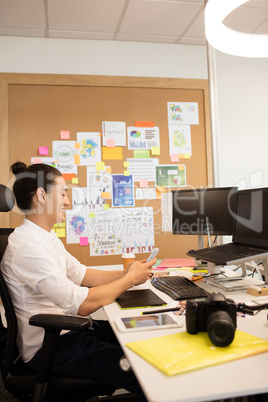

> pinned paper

[
  {"left": 151, "top": 147, "right": 160, "bottom": 155},
  {"left": 60, "top": 130, "right": 70, "bottom": 140},
  {"left": 72, "top": 177, "right": 79, "bottom": 184},
  {"left": 124, "top": 170, "right": 130, "bottom": 176},
  {"left": 170, "top": 153, "right": 179, "bottom": 162},
  {"left": 106, "top": 138, "right": 115, "bottom": 148},
  {"left": 96, "top": 161, "right": 105, "bottom": 171},
  {"left": 123, "top": 161, "right": 129, "bottom": 168},
  {"left": 74, "top": 154, "right": 80, "bottom": 165},
  {"left": 134, "top": 150, "right": 150, "bottom": 158},
  {"left": 38, "top": 146, "right": 48, "bottom": 156},
  {"left": 79, "top": 237, "right": 89, "bottom": 246},
  {"left": 139, "top": 179, "right": 148, "bottom": 188}
]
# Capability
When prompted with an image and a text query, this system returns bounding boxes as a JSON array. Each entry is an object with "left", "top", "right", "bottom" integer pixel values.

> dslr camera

[{"left": 186, "top": 293, "right": 237, "bottom": 347}]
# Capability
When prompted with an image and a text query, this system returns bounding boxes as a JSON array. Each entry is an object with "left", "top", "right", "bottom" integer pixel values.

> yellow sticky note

[
  {"left": 96, "top": 162, "right": 105, "bottom": 171},
  {"left": 123, "top": 161, "right": 130, "bottom": 168},
  {"left": 89, "top": 212, "right": 96, "bottom": 218},
  {"left": 74, "top": 154, "right": 80, "bottom": 165},
  {"left": 184, "top": 153, "right": 190, "bottom": 159},
  {"left": 72, "top": 177, "right": 79, "bottom": 184},
  {"left": 53, "top": 223, "right": 59, "bottom": 228},
  {"left": 103, "top": 204, "right": 110, "bottom": 210},
  {"left": 151, "top": 147, "right": 160, "bottom": 155},
  {"left": 58, "top": 222, "right": 66, "bottom": 227},
  {"left": 56, "top": 228, "right": 65, "bottom": 238},
  {"left": 124, "top": 170, "right": 130, "bottom": 176}
]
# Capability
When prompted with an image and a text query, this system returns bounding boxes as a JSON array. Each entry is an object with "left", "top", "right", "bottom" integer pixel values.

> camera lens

[{"left": 207, "top": 311, "right": 235, "bottom": 347}]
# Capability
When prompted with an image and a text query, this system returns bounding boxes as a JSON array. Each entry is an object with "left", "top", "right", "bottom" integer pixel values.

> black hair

[{"left": 11, "top": 162, "right": 62, "bottom": 212}]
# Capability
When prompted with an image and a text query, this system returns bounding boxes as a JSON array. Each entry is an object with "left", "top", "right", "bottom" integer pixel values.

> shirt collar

[{"left": 23, "top": 218, "right": 57, "bottom": 243}]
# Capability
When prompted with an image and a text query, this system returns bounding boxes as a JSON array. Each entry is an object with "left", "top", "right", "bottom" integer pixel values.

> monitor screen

[{"left": 172, "top": 187, "right": 238, "bottom": 236}]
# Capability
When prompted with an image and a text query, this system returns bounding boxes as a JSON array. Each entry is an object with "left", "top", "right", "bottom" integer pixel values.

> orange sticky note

[
  {"left": 178, "top": 165, "right": 185, "bottom": 171},
  {"left": 75, "top": 143, "right": 81, "bottom": 149},
  {"left": 179, "top": 153, "right": 185, "bottom": 159},
  {"left": 105, "top": 166, "right": 112, "bottom": 173},
  {"left": 60, "top": 130, "right": 70, "bottom": 140},
  {"left": 135, "top": 121, "right": 154, "bottom": 127},
  {"left": 74, "top": 154, "right": 80, "bottom": 165},
  {"left": 101, "top": 192, "right": 111, "bottom": 199}
]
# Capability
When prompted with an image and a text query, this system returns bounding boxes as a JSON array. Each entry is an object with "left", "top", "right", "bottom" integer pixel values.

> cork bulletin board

[{"left": 0, "top": 74, "right": 212, "bottom": 266}]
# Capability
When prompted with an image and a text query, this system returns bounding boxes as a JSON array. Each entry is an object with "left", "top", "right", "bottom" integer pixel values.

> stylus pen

[{"left": 141, "top": 307, "right": 181, "bottom": 315}]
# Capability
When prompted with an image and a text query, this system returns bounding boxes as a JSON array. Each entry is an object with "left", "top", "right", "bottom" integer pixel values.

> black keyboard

[
  {"left": 211, "top": 244, "right": 267, "bottom": 257},
  {"left": 151, "top": 276, "right": 210, "bottom": 300}
]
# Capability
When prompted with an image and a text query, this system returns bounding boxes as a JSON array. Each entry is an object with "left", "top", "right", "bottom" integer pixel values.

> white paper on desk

[
  {"left": 168, "top": 125, "right": 192, "bottom": 156},
  {"left": 161, "top": 192, "right": 172, "bottom": 232},
  {"left": 102, "top": 121, "right": 126, "bottom": 146},
  {"left": 52, "top": 141, "right": 77, "bottom": 174},
  {"left": 127, "top": 158, "right": 158, "bottom": 182},
  {"left": 167, "top": 102, "right": 199, "bottom": 125}
]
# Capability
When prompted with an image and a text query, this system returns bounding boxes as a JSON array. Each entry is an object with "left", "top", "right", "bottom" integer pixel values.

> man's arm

[{"left": 78, "top": 258, "right": 156, "bottom": 316}]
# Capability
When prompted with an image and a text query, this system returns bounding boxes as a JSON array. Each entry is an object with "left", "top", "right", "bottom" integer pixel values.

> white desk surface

[{"left": 101, "top": 266, "right": 268, "bottom": 402}]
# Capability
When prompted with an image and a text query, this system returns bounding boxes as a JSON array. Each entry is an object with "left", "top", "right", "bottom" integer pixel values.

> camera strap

[{"left": 236, "top": 302, "right": 268, "bottom": 315}]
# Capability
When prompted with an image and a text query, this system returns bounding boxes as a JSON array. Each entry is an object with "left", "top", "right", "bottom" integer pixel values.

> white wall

[
  {"left": 0, "top": 36, "right": 208, "bottom": 79},
  {"left": 212, "top": 50, "right": 268, "bottom": 189}
]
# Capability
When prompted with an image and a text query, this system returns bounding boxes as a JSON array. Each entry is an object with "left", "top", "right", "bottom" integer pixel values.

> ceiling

[{"left": 0, "top": 0, "right": 267, "bottom": 46}]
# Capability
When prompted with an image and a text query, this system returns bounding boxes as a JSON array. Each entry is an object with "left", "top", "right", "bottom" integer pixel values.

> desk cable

[{"left": 236, "top": 302, "right": 268, "bottom": 316}]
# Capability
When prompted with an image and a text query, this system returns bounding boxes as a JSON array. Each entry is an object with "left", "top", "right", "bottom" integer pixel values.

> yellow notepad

[{"left": 126, "top": 330, "right": 268, "bottom": 376}]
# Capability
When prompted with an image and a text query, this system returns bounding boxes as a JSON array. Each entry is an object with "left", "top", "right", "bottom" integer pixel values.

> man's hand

[{"left": 125, "top": 258, "right": 157, "bottom": 286}]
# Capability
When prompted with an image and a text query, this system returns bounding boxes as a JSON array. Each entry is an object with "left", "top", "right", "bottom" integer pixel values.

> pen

[{"left": 141, "top": 307, "right": 181, "bottom": 315}]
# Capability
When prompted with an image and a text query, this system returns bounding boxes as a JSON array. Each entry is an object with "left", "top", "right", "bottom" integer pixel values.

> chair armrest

[{"left": 29, "top": 314, "right": 91, "bottom": 331}]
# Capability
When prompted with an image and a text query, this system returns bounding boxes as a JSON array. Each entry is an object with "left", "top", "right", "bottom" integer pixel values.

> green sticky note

[{"left": 134, "top": 150, "right": 150, "bottom": 158}]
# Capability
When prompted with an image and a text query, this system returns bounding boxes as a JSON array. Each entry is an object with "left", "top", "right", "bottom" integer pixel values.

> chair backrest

[{"left": 0, "top": 185, "right": 18, "bottom": 379}]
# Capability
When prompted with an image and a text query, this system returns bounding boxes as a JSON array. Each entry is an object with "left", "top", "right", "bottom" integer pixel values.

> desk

[{"left": 103, "top": 270, "right": 268, "bottom": 402}]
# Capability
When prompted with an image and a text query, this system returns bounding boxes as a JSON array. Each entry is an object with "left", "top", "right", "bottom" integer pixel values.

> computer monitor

[{"left": 172, "top": 187, "right": 238, "bottom": 249}]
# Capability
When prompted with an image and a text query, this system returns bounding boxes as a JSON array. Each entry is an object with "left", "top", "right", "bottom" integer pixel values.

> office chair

[{"left": 0, "top": 184, "right": 116, "bottom": 401}]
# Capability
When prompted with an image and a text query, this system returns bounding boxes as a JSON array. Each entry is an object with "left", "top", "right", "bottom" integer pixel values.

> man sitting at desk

[{"left": 2, "top": 162, "right": 156, "bottom": 400}]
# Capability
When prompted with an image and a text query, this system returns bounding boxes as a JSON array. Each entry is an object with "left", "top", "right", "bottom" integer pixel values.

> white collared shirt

[{"left": 2, "top": 219, "right": 89, "bottom": 362}]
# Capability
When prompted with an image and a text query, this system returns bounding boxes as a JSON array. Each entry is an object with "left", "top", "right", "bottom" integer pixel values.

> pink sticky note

[
  {"left": 170, "top": 153, "right": 179, "bottom": 162},
  {"left": 32, "top": 158, "right": 43, "bottom": 164},
  {"left": 106, "top": 138, "right": 115, "bottom": 148},
  {"left": 139, "top": 179, "right": 148, "bottom": 188},
  {"left": 79, "top": 237, "right": 89, "bottom": 246},
  {"left": 38, "top": 146, "right": 48, "bottom": 156},
  {"left": 60, "top": 130, "right": 70, "bottom": 140}
]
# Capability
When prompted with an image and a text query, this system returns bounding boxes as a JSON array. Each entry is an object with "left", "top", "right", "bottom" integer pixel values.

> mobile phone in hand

[{"left": 147, "top": 248, "right": 159, "bottom": 262}]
